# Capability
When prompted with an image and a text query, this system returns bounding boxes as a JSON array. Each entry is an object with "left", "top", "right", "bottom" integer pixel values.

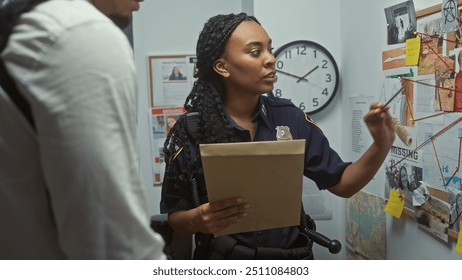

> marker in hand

[{"left": 382, "top": 83, "right": 407, "bottom": 111}]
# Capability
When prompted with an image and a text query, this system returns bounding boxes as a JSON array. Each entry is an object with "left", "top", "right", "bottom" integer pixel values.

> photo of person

[
  {"left": 385, "top": 158, "right": 422, "bottom": 209},
  {"left": 169, "top": 66, "right": 187, "bottom": 80},
  {"left": 409, "top": 166, "right": 422, "bottom": 192},
  {"left": 165, "top": 115, "right": 178, "bottom": 136},
  {"left": 385, "top": 158, "right": 400, "bottom": 189},
  {"left": 398, "top": 165, "right": 410, "bottom": 191},
  {"left": 384, "top": 1, "right": 417, "bottom": 45},
  {"left": 398, "top": 164, "right": 414, "bottom": 203}
]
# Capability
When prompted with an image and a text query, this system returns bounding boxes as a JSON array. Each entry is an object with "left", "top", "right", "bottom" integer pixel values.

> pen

[{"left": 382, "top": 83, "right": 407, "bottom": 110}]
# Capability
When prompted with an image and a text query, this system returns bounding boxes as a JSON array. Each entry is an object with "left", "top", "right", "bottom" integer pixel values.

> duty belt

[{"left": 207, "top": 235, "right": 313, "bottom": 260}]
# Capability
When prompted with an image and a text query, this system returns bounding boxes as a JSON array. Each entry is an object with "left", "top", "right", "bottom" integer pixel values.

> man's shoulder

[
  {"left": 32, "top": 0, "right": 111, "bottom": 30},
  {"left": 5, "top": 0, "right": 115, "bottom": 57}
]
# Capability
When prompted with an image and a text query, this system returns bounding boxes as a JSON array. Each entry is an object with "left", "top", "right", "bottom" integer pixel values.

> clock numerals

[
  {"left": 283, "top": 46, "right": 307, "bottom": 59},
  {"left": 322, "top": 88, "right": 328, "bottom": 96},
  {"left": 275, "top": 88, "right": 282, "bottom": 97},
  {"left": 276, "top": 61, "right": 284, "bottom": 69},
  {"left": 326, "top": 74, "right": 332, "bottom": 83},
  {"left": 313, "top": 98, "right": 319, "bottom": 107}
]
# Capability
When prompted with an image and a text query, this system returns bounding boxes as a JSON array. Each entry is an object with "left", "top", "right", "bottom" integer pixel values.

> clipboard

[{"left": 200, "top": 140, "right": 305, "bottom": 236}]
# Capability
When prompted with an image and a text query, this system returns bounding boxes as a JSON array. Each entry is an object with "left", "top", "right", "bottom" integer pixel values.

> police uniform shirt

[{"left": 160, "top": 94, "right": 351, "bottom": 249}]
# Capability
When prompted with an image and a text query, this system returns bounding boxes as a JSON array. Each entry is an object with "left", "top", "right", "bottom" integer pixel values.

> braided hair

[
  {"left": 186, "top": 12, "right": 260, "bottom": 144},
  {"left": 163, "top": 13, "right": 260, "bottom": 198}
]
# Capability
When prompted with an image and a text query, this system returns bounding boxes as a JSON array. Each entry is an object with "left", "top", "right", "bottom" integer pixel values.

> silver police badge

[{"left": 275, "top": 126, "right": 293, "bottom": 140}]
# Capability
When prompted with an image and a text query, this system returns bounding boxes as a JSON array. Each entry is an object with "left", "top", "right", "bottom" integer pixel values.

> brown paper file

[{"left": 200, "top": 139, "right": 305, "bottom": 236}]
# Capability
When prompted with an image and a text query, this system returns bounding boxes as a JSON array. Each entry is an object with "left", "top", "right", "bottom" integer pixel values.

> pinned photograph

[
  {"left": 385, "top": 1, "right": 417, "bottom": 45},
  {"left": 415, "top": 196, "right": 450, "bottom": 242}
]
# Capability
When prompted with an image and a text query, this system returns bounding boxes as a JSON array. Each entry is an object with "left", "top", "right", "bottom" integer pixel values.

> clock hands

[
  {"left": 275, "top": 69, "right": 309, "bottom": 82},
  {"left": 296, "top": 65, "right": 319, "bottom": 83},
  {"left": 276, "top": 68, "right": 325, "bottom": 90},
  {"left": 276, "top": 67, "right": 325, "bottom": 91}
]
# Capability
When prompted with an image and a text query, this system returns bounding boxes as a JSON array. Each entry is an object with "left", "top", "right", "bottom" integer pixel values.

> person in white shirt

[{"left": 0, "top": 0, "right": 165, "bottom": 259}]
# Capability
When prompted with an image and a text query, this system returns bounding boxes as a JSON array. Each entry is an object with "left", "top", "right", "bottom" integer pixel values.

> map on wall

[{"left": 345, "top": 191, "right": 387, "bottom": 260}]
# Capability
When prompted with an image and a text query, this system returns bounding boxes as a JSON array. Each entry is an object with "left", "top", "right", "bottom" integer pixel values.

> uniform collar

[
  {"left": 225, "top": 95, "right": 273, "bottom": 130},
  {"left": 256, "top": 95, "right": 273, "bottom": 130},
  {"left": 225, "top": 112, "right": 244, "bottom": 131}
]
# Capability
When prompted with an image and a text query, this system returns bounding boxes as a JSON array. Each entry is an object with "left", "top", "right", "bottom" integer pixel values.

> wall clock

[{"left": 273, "top": 40, "right": 339, "bottom": 114}]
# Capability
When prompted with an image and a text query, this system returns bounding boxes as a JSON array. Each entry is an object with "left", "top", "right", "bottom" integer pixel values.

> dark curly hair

[
  {"left": 163, "top": 13, "right": 260, "bottom": 202},
  {"left": 185, "top": 12, "right": 260, "bottom": 143}
]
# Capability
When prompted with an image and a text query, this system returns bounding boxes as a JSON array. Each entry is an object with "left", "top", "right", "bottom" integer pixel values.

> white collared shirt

[{"left": 0, "top": 0, "right": 165, "bottom": 259}]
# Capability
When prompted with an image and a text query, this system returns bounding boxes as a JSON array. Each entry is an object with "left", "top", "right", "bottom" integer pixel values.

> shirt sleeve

[
  {"left": 160, "top": 136, "right": 198, "bottom": 214},
  {"left": 5, "top": 17, "right": 165, "bottom": 259},
  {"left": 298, "top": 113, "right": 351, "bottom": 190}
]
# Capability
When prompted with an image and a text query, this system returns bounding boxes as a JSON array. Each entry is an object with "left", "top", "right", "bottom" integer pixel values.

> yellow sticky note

[
  {"left": 384, "top": 189, "right": 405, "bottom": 218},
  {"left": 405, "top": 37, "right": 421, "bottom": 66},
  {"left": 456, "top": 221, "right": 462, "bottom": 254}
]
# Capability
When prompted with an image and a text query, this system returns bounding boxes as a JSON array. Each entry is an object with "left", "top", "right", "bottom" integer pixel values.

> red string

[
  {"left": 421, "top": 40, "right": 455, "bottom": 72},
  {"left": 412, "top": 112, "right": 446, "bottom": 122},
  {"left": 402, "top": 77, "right": 462, "bottom": 96},
  {"left": 444, "top": 137, "right": 462, "bottom": 187},
  {"left": 389, "top": 32, "right": 462, "bottom": 189},
  {"left": 404, "top": 87, "right": 415, "bottom": 124},
  {"left": 414, "top": 31, "right": 461, "bottom": 45},
  {"left": 431, "top": 140, "right": 445, "bottom": 185},
  {"left": 391, "top": 116, "right": 462, "bottom": 168},
  {"left": 452, "top": 210, "right": 462, "bottom": 227}
]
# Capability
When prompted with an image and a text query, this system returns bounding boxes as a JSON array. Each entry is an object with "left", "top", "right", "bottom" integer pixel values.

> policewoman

[{"left": 160, "top": 13, "right": 395, "bottom": 259}]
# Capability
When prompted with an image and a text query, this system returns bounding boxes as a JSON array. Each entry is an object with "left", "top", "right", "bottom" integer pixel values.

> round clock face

[{"left": 273, "top": 40, "right": 339, "bottom": 114}]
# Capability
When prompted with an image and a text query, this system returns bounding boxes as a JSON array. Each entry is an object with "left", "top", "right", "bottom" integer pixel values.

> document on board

[{"left": 200, "top": 140, "right": 305, "bottom": 237}]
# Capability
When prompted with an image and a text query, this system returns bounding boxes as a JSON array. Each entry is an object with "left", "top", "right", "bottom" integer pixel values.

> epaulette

[
  {"left": 304, "top": 113, "right": 321, "bottom": 130},
  {"left": 166, "top": 132, "right": 185, "bottom": 162},
  {"left": 171, "top": 146, "right": 183, "bottom": 161}
]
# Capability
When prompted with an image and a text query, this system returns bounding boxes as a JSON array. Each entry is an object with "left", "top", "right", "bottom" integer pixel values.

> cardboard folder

[{"left": 200, "top": 139, "right": 305, "bottom": 236}]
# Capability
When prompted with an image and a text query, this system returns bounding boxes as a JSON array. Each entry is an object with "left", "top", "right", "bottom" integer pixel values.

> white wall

[{"left": 133, "top": 0, "right": 462, "bottom": 259}]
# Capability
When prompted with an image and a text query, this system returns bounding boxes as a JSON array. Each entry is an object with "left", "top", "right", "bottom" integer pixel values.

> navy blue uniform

[{"left": 160, "top": 95, "right": 350, "bottom": 251}]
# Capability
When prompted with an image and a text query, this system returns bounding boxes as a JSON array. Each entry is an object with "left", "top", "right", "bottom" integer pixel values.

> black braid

[
  {"left": 186, "top": 12, "right": 260, "bottom": 144},
  {"left": 163, "top": 13, "right": 260, "bottom": 199}
]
